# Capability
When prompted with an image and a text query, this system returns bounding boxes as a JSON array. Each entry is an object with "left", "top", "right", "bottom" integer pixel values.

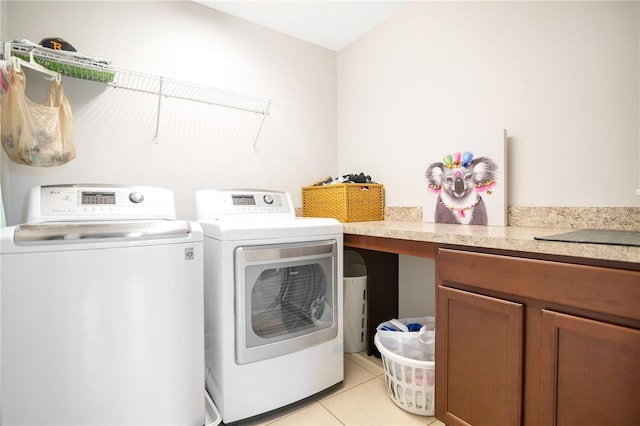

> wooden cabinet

[
  {"left": 437, "top": 286, "right": 523, "bottom": 426},
  {"left": 436, "top": 248, "right": 640, "bottom": 426},
  {"left": 540, "top": 310, "right": 640, "bottom": 426}
]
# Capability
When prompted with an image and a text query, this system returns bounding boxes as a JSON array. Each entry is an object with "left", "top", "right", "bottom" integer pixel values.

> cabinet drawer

[{"left": 438, "top": 248, "right": 640, "bottom": 321}]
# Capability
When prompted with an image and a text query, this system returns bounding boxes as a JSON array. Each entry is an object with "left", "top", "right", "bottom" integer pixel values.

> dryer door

[{"left": 235, "top": 240, "right": 338, "bottom": 364}]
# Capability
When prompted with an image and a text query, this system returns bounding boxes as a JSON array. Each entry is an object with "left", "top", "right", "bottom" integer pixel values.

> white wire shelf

[
  {"left": 111, "top": 69, "right": 273, "bottom": 114},
  {"left": 2, "top": 41, "right": 278, "bottom": 144}
]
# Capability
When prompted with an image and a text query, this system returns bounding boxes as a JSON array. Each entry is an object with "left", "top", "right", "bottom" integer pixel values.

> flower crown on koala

[
  {"left": 427, "top": 151, "right": 497, "bottom": 194},
  {"left": 443, "top": 151, "right": 472, "bottom": 168}
]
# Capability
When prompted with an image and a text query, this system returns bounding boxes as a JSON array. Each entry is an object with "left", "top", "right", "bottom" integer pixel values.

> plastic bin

[
  {"left": 343, "top": 263, "right": 367, "bottom": 353},
  {"left": 374, "top": 317, "right": 435, "bottom": 416}
]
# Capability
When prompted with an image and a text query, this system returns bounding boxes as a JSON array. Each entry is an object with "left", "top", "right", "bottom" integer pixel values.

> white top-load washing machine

[
  {"left": 0, "top": 184, "right": 210, "bottom": 426},
  {"left": 195, "top": 189, "right": 344, "bottom": 423}
]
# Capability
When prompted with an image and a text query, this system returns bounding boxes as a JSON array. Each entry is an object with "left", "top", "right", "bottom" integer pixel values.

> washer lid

[{"left": 13, "top": 220, "right": 193, "bottom": 245}]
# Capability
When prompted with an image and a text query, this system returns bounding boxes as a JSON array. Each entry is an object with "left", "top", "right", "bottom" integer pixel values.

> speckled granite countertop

[{"left": 342, "top": 221, "right": 640, "bottom": 265}]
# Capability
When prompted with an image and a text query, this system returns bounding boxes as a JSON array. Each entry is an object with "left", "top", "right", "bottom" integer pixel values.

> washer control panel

[{"left": 26, "top": 184, "right": 177, "bottom": 223}]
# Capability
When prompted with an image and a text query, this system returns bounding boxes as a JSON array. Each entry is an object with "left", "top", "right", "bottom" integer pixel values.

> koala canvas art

[
  {"left": 423, "top": 130, "right": 507, "bottom": 226},
  {"left": 425, "top": 152, "right": 497, "bottom": 225}
]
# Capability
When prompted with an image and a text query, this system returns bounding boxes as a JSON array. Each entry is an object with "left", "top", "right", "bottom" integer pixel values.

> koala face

[
  {"left": 425, "top": 155, "right": 497, "bottom": 203},
  {"left": 442, "top": 167, "right": 474, "bottom": 198}
]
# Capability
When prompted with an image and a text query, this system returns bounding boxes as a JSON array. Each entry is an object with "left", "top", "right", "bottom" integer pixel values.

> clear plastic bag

[
  {"left": 376, "top": 316, "right": 435, "bottom": 361},
  {"left": 1, "top": 67, "right": 75, "bottom": 167}
]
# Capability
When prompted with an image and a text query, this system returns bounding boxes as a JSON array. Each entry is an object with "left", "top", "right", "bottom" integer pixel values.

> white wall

[
  {"left": 5, "top": 1, "right": 638, "bottom": 225},
  {"left": 2, "top": 1, "right": 337, "bottom": 224},
  {"left": 398, "top": 256, "right": 435, "bottom": 318},
  {"left": 338, "top": 1, "right": 640, "bottom": 208}
]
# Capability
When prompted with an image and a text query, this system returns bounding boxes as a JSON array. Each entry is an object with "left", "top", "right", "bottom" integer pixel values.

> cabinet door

[
  {"left": 541, "top": 310, "right": 640, "bottom": 426},
  {"left": 437, "top": 286, "right": 523, "bottom": 426}
]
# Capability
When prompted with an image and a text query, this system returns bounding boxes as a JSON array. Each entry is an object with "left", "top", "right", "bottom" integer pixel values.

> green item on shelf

[{"left": 14, "top": 53, "right": 114, "bottom": 83}]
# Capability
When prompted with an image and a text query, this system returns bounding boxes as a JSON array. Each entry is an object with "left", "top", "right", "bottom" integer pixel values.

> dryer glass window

[
  {"left": 235, "top": 240, "right": 338, "bottom": 364},
  {"left": 251, "top": 264, "right": 331, "bottom": 339}
]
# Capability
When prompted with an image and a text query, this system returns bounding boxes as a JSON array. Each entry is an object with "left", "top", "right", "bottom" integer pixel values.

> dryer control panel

[
  {"left": 26, "top": 184, "right": 177, "bottom": 223},
  {"left": 195, "top": 189, "right": 294, "bottom": 220}
]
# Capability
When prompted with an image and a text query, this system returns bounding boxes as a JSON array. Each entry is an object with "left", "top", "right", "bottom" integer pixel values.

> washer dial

[{"left": 129, "top": 192, "right": 144, "bottom": 203}]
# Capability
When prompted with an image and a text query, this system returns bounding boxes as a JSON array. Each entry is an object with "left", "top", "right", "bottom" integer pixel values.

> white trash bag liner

[{"left": 376, "top": 316, "right": 435, "bottom": 361}]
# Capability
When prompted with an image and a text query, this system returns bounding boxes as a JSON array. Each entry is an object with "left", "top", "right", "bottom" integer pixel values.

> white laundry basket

[{"left": 374, "top": 333, "right": 435, "bottom": 416}]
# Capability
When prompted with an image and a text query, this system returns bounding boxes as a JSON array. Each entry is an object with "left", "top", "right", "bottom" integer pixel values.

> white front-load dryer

[
  {"left": 0, "top": 185, "right": 208, "bottom": 425},
  {"left": 196, "top": 189, "right": 344, "bottom": 423}
]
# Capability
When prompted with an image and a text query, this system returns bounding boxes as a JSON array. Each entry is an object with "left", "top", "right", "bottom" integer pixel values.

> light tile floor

[{"left": 225, "top": 352, "right": 445, "bottom": 426}]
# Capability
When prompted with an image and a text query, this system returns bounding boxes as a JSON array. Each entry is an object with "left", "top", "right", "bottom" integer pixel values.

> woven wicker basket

[{"left": 302, "top": 183, "right": 384, "bottom": 222}]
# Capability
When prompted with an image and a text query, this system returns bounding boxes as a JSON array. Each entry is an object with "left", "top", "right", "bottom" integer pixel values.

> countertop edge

[{"left": 342, "top": 221, "right": 640, "bottom": 265}]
